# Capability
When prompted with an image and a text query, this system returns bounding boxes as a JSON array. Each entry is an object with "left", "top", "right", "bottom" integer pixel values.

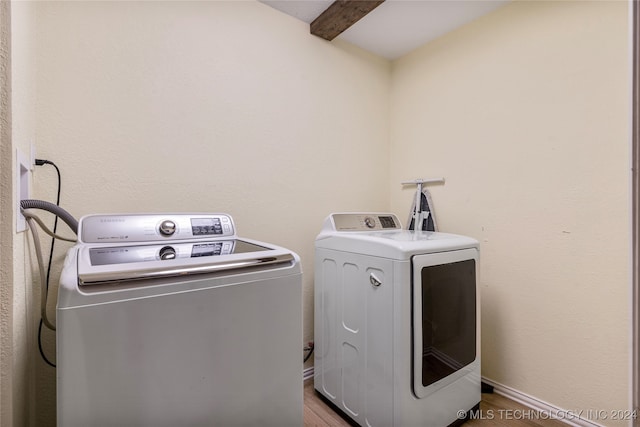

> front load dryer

[
  {"left": 57, "top": 213, "right": 302, "bottom": 427},
  {"left": 314, "top": 212, "right": 480, "bottom": 427}
]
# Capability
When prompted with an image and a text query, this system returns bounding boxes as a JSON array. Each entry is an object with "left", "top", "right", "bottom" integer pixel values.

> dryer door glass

[
  {"left": 420, "top": 259, "right": 476, "bottom": 386},
  {"left": 412, "top": 248, "right": 478, "bottom": 399}
]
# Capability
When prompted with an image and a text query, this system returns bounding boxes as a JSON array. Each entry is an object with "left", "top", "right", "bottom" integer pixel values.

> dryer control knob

[
  {"left": 364, "top": 216, "right": 376, "bottom": 228},
  {"left": 159, "top": 220, "right": 176, "bottom": 236},
  {"left": 159, "top": 246, "right": 177, "bottom": 260}
]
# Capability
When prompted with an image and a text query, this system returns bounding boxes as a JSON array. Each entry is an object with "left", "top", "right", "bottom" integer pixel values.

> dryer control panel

[
  {"left": 328, "top": 213, "right": 402, "bottom": 232},
  {"left": 79, "top": 213, "right": 235, "bottom": 244}
]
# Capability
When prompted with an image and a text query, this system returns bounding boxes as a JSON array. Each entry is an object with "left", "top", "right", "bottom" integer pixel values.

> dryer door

[{"left": 411, "top": 248, "right": 479, "bottom": 399}]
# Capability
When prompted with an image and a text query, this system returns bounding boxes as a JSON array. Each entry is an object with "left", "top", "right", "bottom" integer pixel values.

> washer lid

[
  {"left": 315, "top": 229, "right": 478, "bottom": 260},
  {"left": 76, "top": 238, "right": 296, "bottom": 286}
]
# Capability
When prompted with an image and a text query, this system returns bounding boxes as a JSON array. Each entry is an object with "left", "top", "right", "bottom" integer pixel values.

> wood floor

[{"left": 304, "top": 379, "right": 568, "bottom": 427}]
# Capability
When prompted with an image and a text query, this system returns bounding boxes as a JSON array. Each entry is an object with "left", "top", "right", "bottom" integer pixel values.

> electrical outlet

[
  {"left": 30, "top": 142, "right": 36, "bottom": 170},
  {"left": 16, "top": 148, "right": 30, "bottom": 232}
]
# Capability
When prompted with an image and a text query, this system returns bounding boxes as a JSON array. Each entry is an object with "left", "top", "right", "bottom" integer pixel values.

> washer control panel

[
  {"left": 79, "top": 213, "right": 235, "bottom": 244},
  {"left": 330, "top": 213, "right": 401, "bottom": 232}
]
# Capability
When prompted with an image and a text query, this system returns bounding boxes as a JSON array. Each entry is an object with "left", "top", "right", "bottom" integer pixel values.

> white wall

[
  {"left": 390, "top": 1, "right": 630, "bottom": 425},
  {"left": 32, "top": 1, "right": 390, "bottom": 424}
]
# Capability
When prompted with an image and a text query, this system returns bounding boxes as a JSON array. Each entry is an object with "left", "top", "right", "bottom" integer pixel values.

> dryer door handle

[{"left": 369, "top": 272, "right": 382, "bottom": 287}]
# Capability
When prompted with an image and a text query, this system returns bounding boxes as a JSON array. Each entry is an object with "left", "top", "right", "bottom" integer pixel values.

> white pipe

[{"left": 401, "top": 178, "right": 445, "bottom": 185}]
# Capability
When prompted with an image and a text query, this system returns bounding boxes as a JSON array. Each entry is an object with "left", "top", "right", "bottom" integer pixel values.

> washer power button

[{"left": 159, "top": 220, "right": 176, "bottom": 236}]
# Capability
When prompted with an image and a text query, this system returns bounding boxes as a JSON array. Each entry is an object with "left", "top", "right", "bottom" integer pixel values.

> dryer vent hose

[{"left": 20, "top": 199, "right": 79, "bottom": 235}]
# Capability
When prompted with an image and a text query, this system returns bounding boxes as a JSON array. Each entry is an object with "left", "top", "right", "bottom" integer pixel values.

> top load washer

[
  {"left": 58, "top": 213, "right": 302, "bottom": 427},
  {"left": 314, "top": 212, "right": 480, "bottom": 427}
]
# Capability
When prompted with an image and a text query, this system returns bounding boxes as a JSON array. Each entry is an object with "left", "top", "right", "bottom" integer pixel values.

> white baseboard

[
  {"left": 303, "top": 366, "right": 314, "bottom": 381},
  {"left": 482, "top": 377, "right": 605, "bottom": 427}
]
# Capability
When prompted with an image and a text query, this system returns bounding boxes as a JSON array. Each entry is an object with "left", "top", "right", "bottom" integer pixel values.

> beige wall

[
  {"left": 6, "top": 0, "right": 632, "bottom": 426},
  {"left": 390, "top": 1, "right": 630, "bottom": 425},
  {"left": 8, "top": 1, "right": 38, "bottom": 426},
  {"left": 0, "top": 1, "right": 12, "bottom": 425},
  {"left": 30, "top": 1, "right": 390, "bottom": 424}
]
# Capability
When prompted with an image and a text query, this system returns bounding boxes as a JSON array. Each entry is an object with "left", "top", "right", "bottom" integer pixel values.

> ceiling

[{"left": 261, "top": 0, "right": 508, "bottom": 60}]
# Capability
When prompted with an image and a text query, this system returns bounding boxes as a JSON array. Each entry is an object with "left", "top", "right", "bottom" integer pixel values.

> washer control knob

[
  {"left": 364, "top": 216, "right": 376, "bottom": 229},
  {"left": 159, "top": 220, "right": 176, "bottom": 236},
  {"left": 159, "top": 246, "right": 177, "bottom": 261}
]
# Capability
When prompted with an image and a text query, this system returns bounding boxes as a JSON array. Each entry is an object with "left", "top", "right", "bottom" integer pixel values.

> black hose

[
  {"left": 20, "top": 199, "right": 78, "bottom": 235},
  {"left": 303, "top": 342, "right": 314, "bottom": 363}
]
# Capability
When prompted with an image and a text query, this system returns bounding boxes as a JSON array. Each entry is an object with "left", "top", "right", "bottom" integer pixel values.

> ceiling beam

[{"left": 310, "top": 0, "right": 385, "bottom": 41}]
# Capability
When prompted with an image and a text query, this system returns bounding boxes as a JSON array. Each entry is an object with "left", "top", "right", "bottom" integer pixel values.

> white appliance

[
  {"left": 57, "top": 213, "right": 302, "bottom": 427},
  {"left": 314, "top": 213, "right": 480, "bottom": 427}
]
